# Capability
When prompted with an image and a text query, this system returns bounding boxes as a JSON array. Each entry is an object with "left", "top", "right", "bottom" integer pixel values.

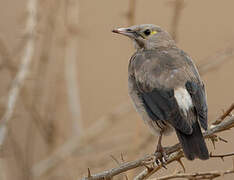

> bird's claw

[
  {"left": 154, "top": 149, "right": 168, "bottom": 169},
  {"left": 155, "top": 157, "right": 167, "bottom": 169}
]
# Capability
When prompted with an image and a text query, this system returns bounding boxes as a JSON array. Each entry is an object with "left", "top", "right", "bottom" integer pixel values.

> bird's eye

[{"left": 143, "top": 29, "right": 151, "bottom": 36}]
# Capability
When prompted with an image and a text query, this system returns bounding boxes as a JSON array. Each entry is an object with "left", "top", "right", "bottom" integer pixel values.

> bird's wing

[
  {"left": 180, "top": 53, "right": 208, "bottom": 130},
  {"left": 132, "top": 49, "right": 207, "bottom": 134},
  {"left": 141, "top": 87, "right": 193, "bottom": 134},
  {"left": 185, "top": 77, "right": 208, "bottom": 130}
]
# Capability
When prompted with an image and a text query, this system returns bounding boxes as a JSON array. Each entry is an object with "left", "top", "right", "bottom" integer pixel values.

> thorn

[
  {"left": 209, "top": 152, "right": 213, "bottom": 157},
  {"left": 124, "top": 174, "right": 129, "bottom": 180},
  {"left": 110, "top": 155, "right": 120, "bottom": 165},
  {"left": 211, "top": 138, "right": 216, "bottom": 149},
  {"left": 209, "top": 135, "right": 217, "bottom": 149},
  {"left": 121, "top": 153, "right": 125, "bottom": 162},
  {"left": 87, "top": 168, "right": 92, "bottom": 178},
  {"left": 177, "top": 158, "right": 186, "bottom": 172},
  {"left": 222, "top": 109, "right": 225, "bottom": 114},
  {"left": 218, "top": 136, "right": 228, "bottom": 143},
  {"left": 221, "top": 157, "right": 224, "bottom": 162}
]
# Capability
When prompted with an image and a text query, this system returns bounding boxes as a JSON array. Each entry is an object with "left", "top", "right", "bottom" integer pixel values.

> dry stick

[
  {"left": 0, "top": 0, "right": 38, "bottom": 148},
  {"left": 212, "top": 103, "right": 234, "bottom": 125},
  {"left": 210, "top": 152, "right": 234, "bottom": 159},
  {"left": 80, "top": 115, "right": 234, "bottom": 180},
  {"left": 64, "top": 0, "right": 83, "bottom": 137}
]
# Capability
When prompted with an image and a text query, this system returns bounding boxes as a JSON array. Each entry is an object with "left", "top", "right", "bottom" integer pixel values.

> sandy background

[{"left": 0, "top": 0, "right": 234, "bottom": 180}]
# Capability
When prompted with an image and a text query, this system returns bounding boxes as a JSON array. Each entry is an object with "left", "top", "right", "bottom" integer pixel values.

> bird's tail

[{"left": 175, "top": 121, "right": 209, "bottom": 160}]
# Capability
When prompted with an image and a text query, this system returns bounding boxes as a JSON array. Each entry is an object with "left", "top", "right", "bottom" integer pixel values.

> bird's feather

[
  {"left": 175, "top": 121, "right": 209, "bottom": 160},
  {"left": 141, "top": 88, "right": 193, "bottom": 134},
  {"left": 185, "top": 81, "right": 208, "bottom": 130}
]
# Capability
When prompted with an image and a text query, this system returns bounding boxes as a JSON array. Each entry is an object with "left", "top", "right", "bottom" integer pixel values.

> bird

[{"left": 112, "top": 24, "right": 209, "bottom": 161}]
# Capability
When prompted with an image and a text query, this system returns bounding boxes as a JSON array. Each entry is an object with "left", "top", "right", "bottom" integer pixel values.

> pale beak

[{"left": 112, "top": 28, "right": 136, "bottom": 38}]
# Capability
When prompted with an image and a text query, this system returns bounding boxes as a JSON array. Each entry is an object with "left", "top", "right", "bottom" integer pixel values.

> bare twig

[
  {"left": 212, "top": 103, "right": 234, "bottom": 125},
  {"left": 80, "top": 115, "right": 234, "bottom": 180},
  {"left": 0, "top": 0, "right": 38, "bottom": 148},
  {"left": 210, "top": 152, "right": 234, "bottom": 160}
]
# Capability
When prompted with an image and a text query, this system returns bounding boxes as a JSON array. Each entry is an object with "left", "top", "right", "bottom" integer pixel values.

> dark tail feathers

[{"left": 175, "top": 121, "right": 209, "bottom": 160}]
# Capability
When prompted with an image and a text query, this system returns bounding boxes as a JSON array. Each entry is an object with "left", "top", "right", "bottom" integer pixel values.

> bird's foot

[{"left": 154, "top": 145, "right": 168, "bottom": 169}]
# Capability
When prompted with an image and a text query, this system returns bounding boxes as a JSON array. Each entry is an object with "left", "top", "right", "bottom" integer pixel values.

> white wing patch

[{"left": 174, "top": 87, "right": 193, "bottom": 116}]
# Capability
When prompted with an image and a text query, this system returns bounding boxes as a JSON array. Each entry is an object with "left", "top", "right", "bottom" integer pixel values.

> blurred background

[{"left": 0, "top": 0, "right": 234, "bottom": 179}]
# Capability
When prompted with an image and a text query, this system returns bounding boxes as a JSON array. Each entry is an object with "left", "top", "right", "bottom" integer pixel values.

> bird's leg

[{"left": 155, "top": 131, "right": 167, "bottom": 168}]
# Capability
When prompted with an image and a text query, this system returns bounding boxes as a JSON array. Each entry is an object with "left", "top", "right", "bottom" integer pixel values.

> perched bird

[{"left": 112, "top": 24, "right": 209, "bottom": 161}]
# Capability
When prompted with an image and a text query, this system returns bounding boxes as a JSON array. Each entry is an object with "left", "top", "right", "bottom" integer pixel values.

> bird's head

[{"left": 112, "top": 24, "right": 175, "bottom": 50}]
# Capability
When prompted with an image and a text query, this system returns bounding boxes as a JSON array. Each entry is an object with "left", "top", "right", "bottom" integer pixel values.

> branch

[
  {"left": 210, "top": 152, "right": 234, "bottom": 160},
  {"left": 150, "top": 168, "right": 234, "bottom": 180},
  {"left": 212, "top": 103, "right": 234, "bottom": 125},
  {"left": 80, "top": 114, "right": 234, "bottom": 180},
  {"left": 64, "top": 0, "right": 83, "bottom": 137},
  {"left": 0, "top": 0, "right": 38, "bottom": 148}
]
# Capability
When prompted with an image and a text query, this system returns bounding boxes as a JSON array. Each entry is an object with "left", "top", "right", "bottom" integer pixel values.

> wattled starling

[{"left": 112, "top": 24, "right": 209, "bottom": 161}]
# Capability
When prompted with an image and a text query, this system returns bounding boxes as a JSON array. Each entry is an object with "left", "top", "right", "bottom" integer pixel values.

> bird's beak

[{"left": 112, "top": 28, "right": 135, "bottom": 38}]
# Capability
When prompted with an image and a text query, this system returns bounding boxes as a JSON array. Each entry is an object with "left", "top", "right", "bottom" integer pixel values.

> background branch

[
  {"left": 64, "top": 0, "right": 83, "bottom": 137},
  {"left": 0, "top": 0, "right": 38, "bottom": 148},
  {"left": 168, "top": 0, "right": 185, "bottom": 42},
  {"left": 127, "top": 0, "right": 136, "bottom": 26}
]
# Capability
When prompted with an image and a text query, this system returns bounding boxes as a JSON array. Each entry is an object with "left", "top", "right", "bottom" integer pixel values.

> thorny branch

[
  {"left": 210, "top": 152, "right": 234, "bottom": 160},
  {"left": 81, "top": 107, "right": 234, "bottom": 180},
  {"left": 150, "top": 165, "right": 234, "bottom": 180}
]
